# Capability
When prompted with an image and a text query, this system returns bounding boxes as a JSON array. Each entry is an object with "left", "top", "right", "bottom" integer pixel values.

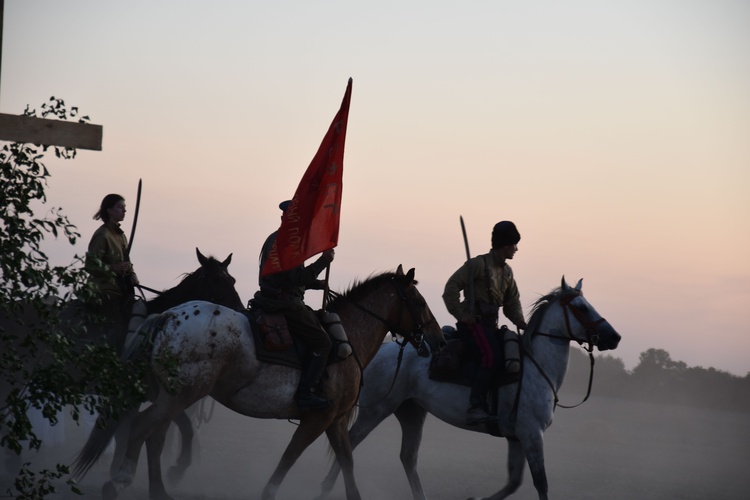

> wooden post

[{"left": 0, "top": 113, "right": 103, "bottom": 150}]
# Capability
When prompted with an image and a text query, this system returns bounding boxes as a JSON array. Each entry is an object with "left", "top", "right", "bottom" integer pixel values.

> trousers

[{"left": 283, "top": 306, "right": 332, "bottom": 357}]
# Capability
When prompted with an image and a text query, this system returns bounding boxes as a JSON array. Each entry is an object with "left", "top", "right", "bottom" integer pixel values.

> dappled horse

[
  {"left": 318, "top": 277, "right": 621, "bottom": 500},
  {"left": 72, "top": 266, "right": 445, "bottom": 500},
  {"left": 109, "top": 248, "right": 244, "bottom": 476}
]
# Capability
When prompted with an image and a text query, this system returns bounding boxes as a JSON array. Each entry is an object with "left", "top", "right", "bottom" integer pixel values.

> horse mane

[
  {"left": 147, "top": 256, "right": 221, "bottom": 312},
  {"left": 522, "top": 286, "right": 580, "bottom": 351},
  {"left": 327, "top": 270, "right": 418, "bottom": 312}
]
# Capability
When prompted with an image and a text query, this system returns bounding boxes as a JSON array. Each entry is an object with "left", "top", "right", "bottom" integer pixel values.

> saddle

[
  {"left": 242, "top": 309, "right": 351, "bottom": 370},
  {"left": 429, "top": 325, "right": 521, "bottom": 389}
]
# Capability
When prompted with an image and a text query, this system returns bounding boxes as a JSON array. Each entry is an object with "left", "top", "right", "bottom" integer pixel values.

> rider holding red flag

[{"left": 251, "top": 200, "right": 335, "bottom": 411}]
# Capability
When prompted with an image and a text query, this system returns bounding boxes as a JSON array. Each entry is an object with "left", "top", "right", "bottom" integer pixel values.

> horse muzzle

[{"left": 594, "top": 322, "right": 621, "bottom": 351}]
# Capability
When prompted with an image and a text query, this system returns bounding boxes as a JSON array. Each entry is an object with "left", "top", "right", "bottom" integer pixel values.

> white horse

[{"left": 318, "top": 277, "right": 621, "bottom": 500}]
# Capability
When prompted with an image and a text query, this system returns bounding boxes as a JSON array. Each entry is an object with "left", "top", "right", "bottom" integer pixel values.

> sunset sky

[{"left": 3, "top": 1, "right": 749, "bottom": 376}]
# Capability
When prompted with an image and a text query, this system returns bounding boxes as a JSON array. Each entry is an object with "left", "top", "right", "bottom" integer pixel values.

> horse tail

[
  {"left": 71, "top": 408, "right": 133, "bottom": 481},
  {"left": 325, "top": 405, "right": 359, "bottom": 462},
  {"left": 121, "top": 312, "right": 170, "bottom": 362}
]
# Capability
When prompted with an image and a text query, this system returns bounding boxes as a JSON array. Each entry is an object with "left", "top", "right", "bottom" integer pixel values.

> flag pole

[{"left": 322, "top": 264, "right": 331, "bottom": 310}]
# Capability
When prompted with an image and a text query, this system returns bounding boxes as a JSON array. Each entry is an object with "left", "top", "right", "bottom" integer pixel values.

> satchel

[
  {"left": 257, "top": 312, "right": 293, "bottom": 351},
  {"left": 429, "top": 338, "right": 465, "bottom": 381}
]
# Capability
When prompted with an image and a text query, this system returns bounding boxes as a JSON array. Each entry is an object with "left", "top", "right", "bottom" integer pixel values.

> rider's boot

[
  {"left": 466, "top": 366, "right": 494, "bottom": 425},
  {"left": 296, "top": 353, "right": 332, "bottom": 411}
]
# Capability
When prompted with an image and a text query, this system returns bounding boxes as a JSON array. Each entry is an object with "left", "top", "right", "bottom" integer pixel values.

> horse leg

[
  {"left": 110, "top": 414, "right": 132, "bottom": 477},
  {"left": 472, "top": 437, "right": 526, "bottom": 500},
  {"left": 103, "top": 405, "right": 160, "bottom": 500},
  {"left": 521, "top": 433, "right": 548, "bottom": 500},
  {"left": 166, "top": 410, "right": 194, "bottom": 486},
  {"left": 103, "top": 401, "right": 179, "bottom": 500},
  {"left": 317, "top": 400, "right": 399, "bottom": 498},
  {"left": 144, "top": 419, "right": 174, "bottom": 500},
  {"left": 324, "top": 413, "right": 362, "bottom": 500},
  {"left": 261, "top": 416, "right": 333, "bottom": 500},
  {"left": 393, "top": 399, "right": 429, "bottom": 500}
]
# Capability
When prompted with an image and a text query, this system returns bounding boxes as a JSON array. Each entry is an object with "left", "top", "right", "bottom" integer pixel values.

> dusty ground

[{"left": 4, "top": 395, "right": 749, "bottom": 499}]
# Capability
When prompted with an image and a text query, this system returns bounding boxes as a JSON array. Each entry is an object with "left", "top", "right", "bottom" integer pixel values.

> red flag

[{"left": 261, "top": 78, "right": 352, "bottom": 277}]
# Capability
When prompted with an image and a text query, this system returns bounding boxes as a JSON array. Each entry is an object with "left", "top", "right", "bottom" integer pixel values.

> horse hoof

[
  {"left": 167, "top": 465, "right": 185, "bottom": 486},
  {"left": 102, "top": 481, "right": 118, "bottom": 500}
]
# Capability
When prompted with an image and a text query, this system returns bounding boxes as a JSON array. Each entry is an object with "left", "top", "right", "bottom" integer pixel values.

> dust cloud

[{"left": 7, "top": 395, "right": 750, "bottom": 499}]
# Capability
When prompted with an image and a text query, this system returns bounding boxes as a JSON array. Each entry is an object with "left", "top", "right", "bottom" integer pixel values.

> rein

[
  {"left": 326, "top": 276, "right": 428, "bottom": 407},
  {"left": 522, "top": 290, "right": 605, "bottom": 410},
  {"left": 137, "top": 284, "right": 162, "bottom": 296},
  {"left": 326, "top": 276, "right": 428, "bottom": 353}
]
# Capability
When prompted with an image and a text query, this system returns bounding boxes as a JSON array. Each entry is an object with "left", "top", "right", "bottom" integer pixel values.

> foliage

[
  {"left": 0, "top": 98, "right": 147, "bottom": 498},
  {"left": 563, "top": 347, "right": 750, "bottom": 412}
]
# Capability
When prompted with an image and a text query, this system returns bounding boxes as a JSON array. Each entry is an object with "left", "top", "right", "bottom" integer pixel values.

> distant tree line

[{"left": 561, "top": 347, "right": 750, "bottom": 413}]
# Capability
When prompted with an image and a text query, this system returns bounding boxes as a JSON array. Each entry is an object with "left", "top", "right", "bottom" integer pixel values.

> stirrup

[
  {"left": 466, "top": 406, "right": 493, "bottom": 425},
  {"left": 296, "top": 392, "right": 332, "bottom": 411}
]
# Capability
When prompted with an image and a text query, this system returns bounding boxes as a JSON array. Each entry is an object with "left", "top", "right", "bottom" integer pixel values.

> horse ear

[
  {"left": 406, "top": 268, "right": 415, "bottom": 283},
  {"left": 574, "top": 278, "right": 583, "bottom": 291},
  {"left": 222, "top": 253, "right": 233, "bottom": 267},
  {"left": 197, "top": 248, "right": 208, "bottom": 266},
  {"left": 561, "top": 276, "right": 569, "bottom": 290},
  {"left": 396, "top": 264, "right": 404, "bottom": 275}
]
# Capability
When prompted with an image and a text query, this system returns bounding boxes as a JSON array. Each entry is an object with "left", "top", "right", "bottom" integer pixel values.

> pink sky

[{"left": 3, "top": 1, "right": 749, "bottom": 375}]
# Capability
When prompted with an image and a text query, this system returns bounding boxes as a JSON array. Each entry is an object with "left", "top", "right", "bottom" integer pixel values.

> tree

[{"left": 1, "top": 99, "right": 144, "bottom": 498}]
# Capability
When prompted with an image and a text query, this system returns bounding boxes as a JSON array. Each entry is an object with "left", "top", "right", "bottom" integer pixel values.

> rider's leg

[
  {"left": 466, "top": 322, "right": 499, "bottom": 425},
  {"left": 284, "top": 307, "right": 333, "bottom": 411}
]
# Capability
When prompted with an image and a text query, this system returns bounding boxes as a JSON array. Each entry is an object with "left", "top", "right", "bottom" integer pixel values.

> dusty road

[{"left": 6, "top": 395, "right": 750, "bottom": 499}]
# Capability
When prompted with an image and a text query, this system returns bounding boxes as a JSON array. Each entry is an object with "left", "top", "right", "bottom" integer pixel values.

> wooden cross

[{"left": 0, "top": 0, "right": 102, "bottom": 150}]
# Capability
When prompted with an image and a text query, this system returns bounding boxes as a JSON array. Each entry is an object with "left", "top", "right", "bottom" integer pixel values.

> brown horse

[{"left": 72, "top": 265, "right": 445, "bottom": 500}]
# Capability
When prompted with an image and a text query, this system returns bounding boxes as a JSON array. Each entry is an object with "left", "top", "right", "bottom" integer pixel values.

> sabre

[
  {"left": 126, "top": 178, "right": 142, "bottom": 259},
  {"left": 460, "top": 216, "right": 475, "bottom": 316}
]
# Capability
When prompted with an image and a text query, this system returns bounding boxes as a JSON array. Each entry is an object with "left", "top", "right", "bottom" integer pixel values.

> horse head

[
  {"left": 528, "top": 277, "right": 621, "bottom": 352},
  {"left": 388, "top": 264, "right": 446, "bottom": 356},
  {"left": 147, "top": 249, "right": 244, "bottom": 313},
  {"left": 556, "top": 276, "right": 621, "bottom": 351},
  {"left": 191, "top": 248, "right": 244, "bottom": 311}
]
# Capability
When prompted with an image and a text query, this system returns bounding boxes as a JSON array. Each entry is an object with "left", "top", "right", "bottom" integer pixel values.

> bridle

[
  {"left": 387, "top": 276, "right": 431, "bottom": 356},
  {"left": 535, "top": 290, "right": 607, "bottom": 353},
  {"left": 522, "top": 290, "right": 608, "bottom": 410},
  {"left": 326, "top": 274, "right": 435, "bottom": 407},
  {"left": 327, "top": 275, "right": 431, "bottom": 356}
]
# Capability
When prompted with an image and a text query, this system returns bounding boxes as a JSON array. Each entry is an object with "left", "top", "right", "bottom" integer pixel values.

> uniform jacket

[
  {"left": 85, "top": 223, "right": 129, "bottom": 298},
  {"left": 443, "top": 251, "right": 524, "bottom": 327},
  {"left": 252, "top": 231, "right": 329, "bottom": 312}
]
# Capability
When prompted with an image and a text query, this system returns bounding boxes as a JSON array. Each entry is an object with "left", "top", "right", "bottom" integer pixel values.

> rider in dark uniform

[{"left": 251, "top": 200, "right": 334, "bottom": 411}]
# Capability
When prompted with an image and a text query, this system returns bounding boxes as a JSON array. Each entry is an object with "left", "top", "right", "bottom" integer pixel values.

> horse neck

[
  {"left": 147, "top": 278, "right": 194, "bottom": 314},
  {"left": 336, "top": 294, "right": 398, "bottom": 369},
  {"left": 526, "top": 306, "right": 572, "bottom": 391}
]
